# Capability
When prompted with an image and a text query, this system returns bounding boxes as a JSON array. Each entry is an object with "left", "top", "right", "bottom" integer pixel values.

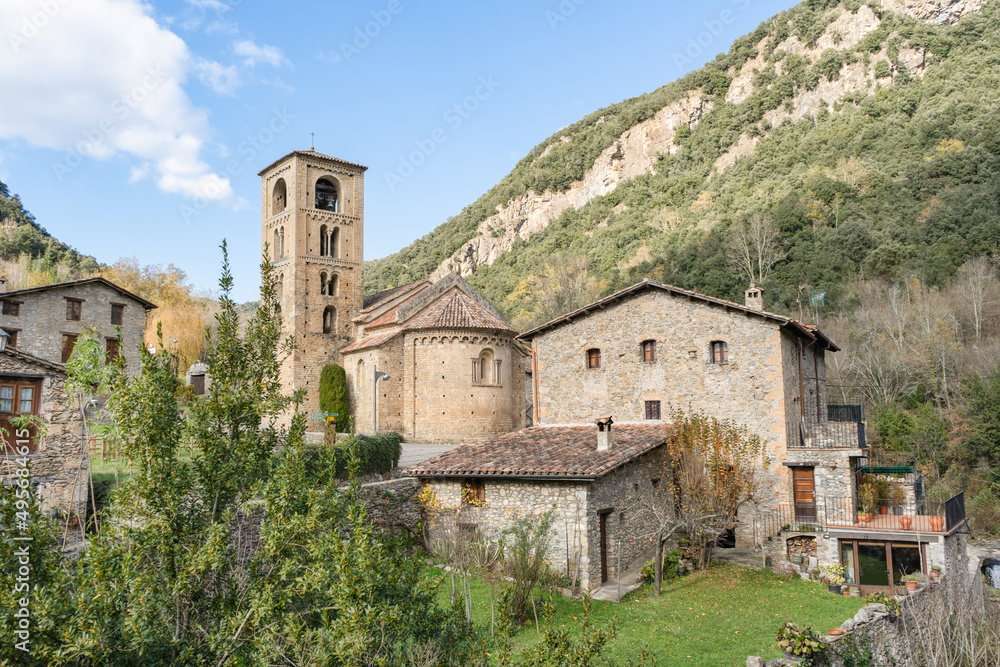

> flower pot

[
  {"left": 879, "top": 506, "right": 888, "bottom": 515},
  {"left": 899, "top": 516, "right": 912, "bottom": 530},
  {"left": 929, "top": 516, "right": 945, "bottom": 532},
  {"left": 849, "top": 588, "right": 861, "bottom": 597},
  {"left": 828, "top": 584, "right": 842, "bottom": 595},
  {"left": 866, "top": 512, "right": 874, "bottom": 522},
  {"left": 792, "top": 554, "right": 804, "bottom": 565},
  {"left": 930, "top": 569, "right": 940, "bottom": 580},
  {"left": 905, "top": 581, "right": 917, "bottom": 591}
]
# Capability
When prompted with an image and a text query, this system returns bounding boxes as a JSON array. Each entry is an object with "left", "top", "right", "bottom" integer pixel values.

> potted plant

[
  {"left": 776, "top": 622, "right": 827, "bottom": 662},
  {"left": 899, "top": 515, "right": 912, "bottom": 530},
  {"left": 930, "top": 565, "right": 941, "bottom": 581},
  {"left": 901, "top": 572, "right": 928, "bottom": 591},
  {"left": 858, "top": 480, "right": 878, "bottom": 522},
  {"left": 888, "top": 480, "right": 905, "bottom": 514},
  {"left": 825, "top": 563, "right": 845, "bottom": 595}
]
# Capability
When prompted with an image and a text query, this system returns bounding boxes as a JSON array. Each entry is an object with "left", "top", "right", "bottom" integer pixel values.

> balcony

[
  {"left": 787, "top": 420, "right": 866, "bottom": 449},
  {"left": 752, "top": 492, "right": 966, "bottom": 544}
]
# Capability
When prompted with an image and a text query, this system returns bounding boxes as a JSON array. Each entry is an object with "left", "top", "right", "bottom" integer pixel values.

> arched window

[
  {"left": 357, "top": 360, "right": 366, "bottom": 388},
  {"left": 319, "top": 224, "right": 328, "bottom": 256},
  {"left": 710, "top": 341, "right": 729, "bottom": 365},
  {"left": 278, "top": 227, "right": 285, "bottom": 257},
  {"left": 277, "top": 272, "right": 284, "bottom": 300},
  {"left": 586, "top": 348, "right": 602, "bottom": 369},
  {"left": 272, "top": 229, "right": 279, "bottom": 261},
  {"left": 331, "top": 227, "right": 340, "bottom": 258},
  {"left": 329, "top": 273, "right": 339, "bottom": 297},
  {"left": 272, "top": 178, "right": 287, "bottom": 215},
  {"left": 322, "top": 306, "right": 337, "bottom": 334},
  {"left": 315, "top": 178, "right": 338, "bottom": 212},
  {"left": 319, "top": 272, "right": 328, "bottom": 295}
]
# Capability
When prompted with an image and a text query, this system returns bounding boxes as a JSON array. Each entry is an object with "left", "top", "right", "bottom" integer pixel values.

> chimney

[
  {"left": 0, "top": 276, "right": 7, "bottom": 294},
  {"left": 744, "top": 284, "right": 764, "bottom": 311},
  {"left": 596, "top": 416, "right": 614, "bottom": 451}
]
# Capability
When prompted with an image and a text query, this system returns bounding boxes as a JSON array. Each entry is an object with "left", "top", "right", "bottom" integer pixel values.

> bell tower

[{"left": 259, "top": 150, "right": 367, "bottom": 423}]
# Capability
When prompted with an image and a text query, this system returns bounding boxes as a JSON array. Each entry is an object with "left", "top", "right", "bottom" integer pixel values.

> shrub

[
  {"left": 503, "top": 509, "right": 556, "bottom": 624},
  {"left": 967, "top": 488, "right": 1000, "bottom": 537},
  {"left": 319, "top": 363, "right": 350, "bottom": 432},
  {"left": 291, "top": 432, "right": 402, "bottom": 480},
  {"left": 776, "top": 622, "right": 827, "bottom": 663}
]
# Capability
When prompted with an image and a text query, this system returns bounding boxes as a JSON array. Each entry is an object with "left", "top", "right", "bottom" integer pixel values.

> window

[
  {"left": 2, "top": 301, "right": 19, "bottom": 316},
  {"left": 315, "top": 178, "right": 339, "bottom": 212},
  {"left": 0, "top": 378, "right": 41, "bottom": 452},
  {"left": 331, "top": 227, "right": 340, "bottom": 258},
  {"left": 110, "top": 304, "right": 124, "bottom": 325},
  {"left": 320, "top": 271, "right": 328, "bottom": 295},
  {"left": 320, "top": 224, "right": 329, "bottom": 256},
  {"left": 710, "top": 341, "right": 728, "bottom": 365},
  {"left": 272, "top": 178, "right": 287, "bottom": 215},
  {"left": 644, "top": 400, "right": 661, "bottom": 420},
  {"left": 472, "top": 349, "right": 500, "bottom": 385},
  {"left": 586, "top": 348, "right": 602, "bottom": 369},
  {"left": 5, "top": 329, "right": 18, "bottom": 348},
  {"left": 462, "top": 479, "right": 486, "bottom": 507},
  {"left": 322, "top": 306, "right": 337, "bottom": 334},
  {"left": 61, "top": 333, "right": 78, "bottom": 363},
  {"left": 65, "top": 298, "right": 82, "bottom": 321},
  {"left": 105, "top": 337, "right": 120, "bottom": 361},
  {"left": 641, "top": 340, "right": 657, "bottom": 362}
]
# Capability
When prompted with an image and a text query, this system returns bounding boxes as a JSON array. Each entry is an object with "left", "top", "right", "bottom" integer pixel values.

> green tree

[
  {"left": 319, "top": 363, "right": 350, "bottom": 432},
  {"left": 962, "top": 373, "right": 1000, "bottom": 482}
]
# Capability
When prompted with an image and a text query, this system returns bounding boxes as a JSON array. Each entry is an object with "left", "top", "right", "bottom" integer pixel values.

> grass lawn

[{"left": 432, "top": 563, "right": 864, "bottom": 666}]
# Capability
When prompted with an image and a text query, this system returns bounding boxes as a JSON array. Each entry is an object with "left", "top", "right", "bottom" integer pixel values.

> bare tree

[
  {"left": 631, "top": 409, "right": 769, "bottom": 596},
  {"left": 956, "top": 256, "right": 998, "bottom": 342},
  {"left": 727, "top": 214, "right": 785, "bottom": 287},
  {"left": 506, "top": 254, "right": 608, "bottom": 330}
]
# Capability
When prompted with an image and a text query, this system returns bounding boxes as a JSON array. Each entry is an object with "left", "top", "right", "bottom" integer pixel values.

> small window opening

[
  {"left": 711, "top": 341, "right": 729, "bottom": 365},
  {"left": 322, "top": 306, "right": 336, "bottom": 334},
  {"left": 586, "top": 348, "right": 602, "bottom": 369},
  {"left": 641, "top": 340, "right": 657, "bottom": 362},
  {"left": 644, "top": 400, "right": 661, "bottom": 420}
]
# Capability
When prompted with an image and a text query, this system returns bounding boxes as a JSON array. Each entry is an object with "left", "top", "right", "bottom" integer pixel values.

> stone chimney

[
  {"left": 0, "top": 276, "right": 7, "bottom": 294},
  {"left": 744, "top": 284, "right": 764, "bottom": 311},
  {"left": 596, "top": 416, "right": 614, "bottom": 451}
]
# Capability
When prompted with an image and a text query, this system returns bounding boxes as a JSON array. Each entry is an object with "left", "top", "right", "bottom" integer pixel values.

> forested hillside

[{"left": 366, "top": 0, "right": 999, "bottom": 323}]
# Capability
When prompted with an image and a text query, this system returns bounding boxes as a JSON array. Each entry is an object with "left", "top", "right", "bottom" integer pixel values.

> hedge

[{"left": 292, "top": 432, "right": 403, "bottom": 480}]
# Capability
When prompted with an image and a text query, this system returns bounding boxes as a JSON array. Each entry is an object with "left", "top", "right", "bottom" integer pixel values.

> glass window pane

[
  {"left": 891, "top": 545, "right": 922, "bottom": 586},
  {"left": 19, "top": 386, "right": 34, "bottom": 413},
  {"left": 858, "top": 542, "right": 889, "bottom": 587},
  {"left": 0, "top": 385, "right": 12, "bottom": 413},
  {"left": 840, "top": 541, "right": 856, "bottom": 584}
]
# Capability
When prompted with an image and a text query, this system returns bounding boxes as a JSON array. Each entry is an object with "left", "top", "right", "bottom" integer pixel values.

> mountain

[
  {"left": 364, "top": 0, "right": 1000, "bottom": 325},
  {"left": 0, "top": 179, "right": 100, "bottom": 283}
]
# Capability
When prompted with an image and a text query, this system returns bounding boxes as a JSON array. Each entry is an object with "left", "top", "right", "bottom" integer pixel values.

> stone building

[
  {"left": 258, "top": 150, "right": 526, "bottom": 442},
  {"left": 0, "top": 276, "right": 155, "bottom": 375},
  {"left": 342, "top": 273, "right": 527, "bottom": 442},
  {"left": 516, "top": 278, "right": 968, "bottom": 592},
  {"left": 410, "top": 421, "right": 670, "bottom": 590},
  {"left": 0, "top": 346, "right": 86, "bottom": 517}
]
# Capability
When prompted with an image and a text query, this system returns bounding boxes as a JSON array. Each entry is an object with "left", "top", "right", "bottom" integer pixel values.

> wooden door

[
  {"left": 191, "top": 374, "right": 206, "bottom": 396},
  {"left": 599, "top": 511, "right": 609, "bottom": 584},
  {"left": 793, "top": 467, "right": 816, "bottom": 521}
]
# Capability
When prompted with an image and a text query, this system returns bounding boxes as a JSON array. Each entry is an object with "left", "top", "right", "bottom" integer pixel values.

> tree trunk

[{"left": 653, "top": 532, "right": 664, "bottom": 597}]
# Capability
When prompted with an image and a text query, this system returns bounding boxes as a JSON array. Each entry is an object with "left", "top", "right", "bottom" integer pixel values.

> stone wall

[
  {"left": 0, "top": 281, "right": 147, "bottom": 375},
  {"left": 354, "top": 477, "right": 422, "bottom": 537},
  {"left": 0, "top": 351, "right": 87, "bottom": 516},
  {"left": 422, "top": 477, "right": 593, "bottom": 587}
]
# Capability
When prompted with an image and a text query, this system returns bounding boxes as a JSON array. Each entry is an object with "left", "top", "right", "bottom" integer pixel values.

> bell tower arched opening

[
  {"left": 322, "top": 306, "right": 337, "bottom": 334},
  {"left": 272, "top": 178, "right": 287, "bottom": 216},
  {"left": 315, "top": 178, "right": 339, "bottom": 212}
]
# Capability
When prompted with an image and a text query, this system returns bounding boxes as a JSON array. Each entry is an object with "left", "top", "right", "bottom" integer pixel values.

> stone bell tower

[{"left": 258, "top": 150, "right": 367, "bottom": 423}]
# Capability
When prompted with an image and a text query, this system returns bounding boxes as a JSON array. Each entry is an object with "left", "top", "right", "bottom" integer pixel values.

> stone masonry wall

[
  {"left": 0, "top": 352, "right": 87, "bottom": 516},
  {"left": 422, "top": 478, "right": 594, "bottom": 588},
  {"left": 0, "top": 282, "right": 147, "bottom": 375}
]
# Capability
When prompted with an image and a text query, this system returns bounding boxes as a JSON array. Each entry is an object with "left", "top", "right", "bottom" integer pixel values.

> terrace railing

[
  {"left": 787, "top": 420, "right": 867, "bottom": 449},
  {"left": 945, "top": 492, "right": 966, "bottom": 532}
]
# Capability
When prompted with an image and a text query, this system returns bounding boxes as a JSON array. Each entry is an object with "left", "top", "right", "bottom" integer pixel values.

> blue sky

[{"left": 0, "top": 0, "right": 792, "bottom": 302}]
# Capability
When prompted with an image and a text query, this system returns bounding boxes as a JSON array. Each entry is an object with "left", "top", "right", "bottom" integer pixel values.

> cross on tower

[{"left": 310, "top": 132, "right": 315, "bottom": 150}]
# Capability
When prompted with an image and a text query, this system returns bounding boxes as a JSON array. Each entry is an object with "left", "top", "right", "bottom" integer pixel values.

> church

[{"left": 258, "top": 149, "right": 528, "bottom": 443}]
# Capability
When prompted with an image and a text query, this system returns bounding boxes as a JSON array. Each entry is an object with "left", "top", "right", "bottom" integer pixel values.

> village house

[
  {"left": 0, "top": 276, "right": 156, "bottom": 375},
  {"left": 258, "top": 149, "right": 527, "bottom": 442},
  {"left": 409, "top": 420, "right": 669, "bottom": 590},
  {"left": 0, "top": 342, "right": 86, "bottom": 517},
  {"left": 414, "top": 279, "right": 969, "bottom": 594}
]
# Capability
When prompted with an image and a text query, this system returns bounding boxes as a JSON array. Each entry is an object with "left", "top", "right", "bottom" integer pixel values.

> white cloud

[
  {"left": 233, "top": 40, "right": 289, "bottom": 68},
  {"left": 194, "top": 58, "right": 241, "bottom": 95},
  {"left": 0, "top": 0, "right": 233, "bottom": 202}
]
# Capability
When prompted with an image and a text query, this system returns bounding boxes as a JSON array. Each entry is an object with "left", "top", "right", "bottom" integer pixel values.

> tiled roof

[
  {"left": 408, "top": 422, "right": 669, "bottom": 479},
  {"left": 361, "top": 280, "right": 429, "bottom": 312},
  {"left": 517, "top": 279, "right": 838, "bottom": 351},
  {"left": 405, "top": 289, "right": 515, "bottom": 332},
  {"left": 340, "top": 331, "right": 400, "bottom": 353},
  {"left": 257, "top": 150, "right": 368, "bottom": 175},
  {"left": 0, "top": 277, "right": 157, "bottom": 310}
]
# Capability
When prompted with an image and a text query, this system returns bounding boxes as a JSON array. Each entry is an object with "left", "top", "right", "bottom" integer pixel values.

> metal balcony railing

[
  {"left": 787, "top": 420, "right": 867, "bottom": 449},
  {"left": 753, "top": 493, "right": 965, "bottom": 543}
]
